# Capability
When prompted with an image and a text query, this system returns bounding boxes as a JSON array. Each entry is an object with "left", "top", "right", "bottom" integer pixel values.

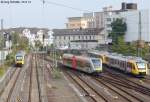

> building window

[
  {"left": 107, "top": 24, "right": 111, "bottom": 27},
  {"left": 107, "top": 18, "right": 111, "bottom": 21},
  {"left": 82, "top": 36, "right": 84, "bottom": 40},
  {"left": 89, "top": 36, "right": 91, "bottom": 40},
  {"left": 93, "top": 36, "right": 95, "bottom": 40},
  {"left": 78, "top": 36, "right": 80, "bottom": 40},
  {"left": 69, "top": 36, "right": 70, "bottom": 40},
  {"left": 86, "top": 36, "right": 88, "bottom": 40}
]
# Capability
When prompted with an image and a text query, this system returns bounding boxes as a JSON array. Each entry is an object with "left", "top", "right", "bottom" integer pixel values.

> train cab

[{"left": 15, "top": 51, "right": 25, "bottom": 67}]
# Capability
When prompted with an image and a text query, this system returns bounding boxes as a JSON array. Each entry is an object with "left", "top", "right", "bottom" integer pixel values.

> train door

[
  {"left": 126, "top": 62, "right": 132, "bottom": 73},
  {"left": 131, "top": 63, "right": 139, "bottom": 75},
  {"left": 72, "top": 56, "right": 77, "bottom": 69}
]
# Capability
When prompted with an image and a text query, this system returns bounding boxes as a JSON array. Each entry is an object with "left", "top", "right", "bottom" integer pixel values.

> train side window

[
  {"left": 127, "top": 63, "right": 129, "bottom": 67},
  {"left": 85, "top": 62, "right": 91, "bottom": 68},
  {"left": 77, "top": 60, "right": 82, "bottom": 68}
]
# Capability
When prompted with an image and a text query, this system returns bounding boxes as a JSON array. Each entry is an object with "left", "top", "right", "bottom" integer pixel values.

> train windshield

[
  {"left": 92, "top": 59, "right": 101, "bottom": 67},
  {"left": 16, "top": 56, "right": 22, "bottom": 60},
  {"left": 136, "top": 62, "right": 145, "bottom": 69}
]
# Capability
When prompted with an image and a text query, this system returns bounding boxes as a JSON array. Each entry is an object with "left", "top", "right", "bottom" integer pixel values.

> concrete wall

[
  {"left": 0, "top": 50, "right": 9, "bottom": 61},
  {"left": 123, "top": 10, "right": 150, "bottom": 42}
]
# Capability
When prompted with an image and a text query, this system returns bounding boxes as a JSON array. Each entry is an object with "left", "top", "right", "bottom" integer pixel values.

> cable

[{"left": 42, "top": 0, "right": 92, "bottom": 12}]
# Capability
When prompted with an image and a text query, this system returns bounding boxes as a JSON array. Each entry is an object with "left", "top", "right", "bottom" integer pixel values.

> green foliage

[
  {"left": 0, "top": 34, "right": 5, "bottom": 50},
  {"left": 111, "top": 18, "right": 127, "bottom": 35},
  {"left": 18, "top": 37, "right": 29, "bottom": 51},
  {"left": 109, "top": 18, "right": 127, "bottom": 44},
  {"left": 5, "top": 53, "right": 15, "bottom": 65},
  {"left": 11, "top": 32, "right": 20, "bottom": 45},
  {"left": 51, "top": 68, "right": 62, "bottom": 79},
  {"left": 11, "top": 33, "right": 29, "bottom": 52},
  {"left": 0, "top": 67, "right": 5, "bottom": 77},
  {"left": 35, "top": 40, "right": 43, "bottom": 50}
]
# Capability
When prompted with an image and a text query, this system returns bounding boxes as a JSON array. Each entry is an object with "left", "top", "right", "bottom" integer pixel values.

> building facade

[
  {"left": 53, "top": 28, "right": 105, "bottom": 50},
  {"left": 65, "top": 3, "right": 149, "bottom": 43},
  {"left": 66, "top": 17, "right": 88, "bottom": 29},
  {"left": 105, "top": 9, "right": 150, "bottom": 42}
]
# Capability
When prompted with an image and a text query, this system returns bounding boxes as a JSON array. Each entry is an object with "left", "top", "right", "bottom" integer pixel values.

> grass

[
  {"left": 0, "top": 53, "right": 14, "bottom": 78},
  {"left": 51, "top": 68, "right": 62, "bottom": 79},
  {"left": 0, "top": 65, "right": 7, "bottom": 78}
]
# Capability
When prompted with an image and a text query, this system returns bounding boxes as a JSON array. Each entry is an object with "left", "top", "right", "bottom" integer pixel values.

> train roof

[
  {"left": 63, "top": 53, "right": 100, "bottom": 61},
  {"left": 107, "top": 53, "right": 146, "bottom": 63},
  {"left": 88, "top": 50, "right": 147, "bottom": 63}
]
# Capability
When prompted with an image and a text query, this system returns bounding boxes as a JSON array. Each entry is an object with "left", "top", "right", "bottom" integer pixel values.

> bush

[
  {"left": 5, "top": 53, "right": 15, "bottom": 66},
  {"left": 51, "top": 68, "right": 61, "bottom": 79}
]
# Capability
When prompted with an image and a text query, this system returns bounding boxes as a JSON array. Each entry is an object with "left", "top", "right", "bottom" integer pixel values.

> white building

[
  {"left": 47, "top": 30, "right": 54, "bottom": 46},
  {"left": 22, "top": 28, "right": 50, "bottom": 47},
  {"left": 123, "top": 10, "right": 149, "bottom": 42},
  {"left": 106, "top": 9, "right": 150, "bottom": 42},
  {"left": 53, "top": 28, "right": 105, "bottom": 50}
]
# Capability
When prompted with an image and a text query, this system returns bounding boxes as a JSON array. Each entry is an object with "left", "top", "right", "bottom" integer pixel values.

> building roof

[
  {"left": 71, "top": 40, "right": 98, "bottom": 42},
  {"left": 53, "top": 28, "right": 104, "bottom": 36},
  {"left": 68, "top": 17, "right": 83, "bottom": 21}
]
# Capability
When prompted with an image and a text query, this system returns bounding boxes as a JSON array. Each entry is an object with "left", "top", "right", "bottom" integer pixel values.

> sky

[{"left": 0, "top": 0, "right": 149, "bottom": 29}]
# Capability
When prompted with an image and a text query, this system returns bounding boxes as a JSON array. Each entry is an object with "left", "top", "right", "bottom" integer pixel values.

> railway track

[
  {"left": 35, "top": 53, "right": 48, "bottom": 102},
  {"left": 93, "top": 77, "right": 142, "bottom": 102},
  {"left": 95, "top": 76, "right": 149, "bottom": 102},
  {"left": 64, "top": 70, "right": 108, "bottom": 102},
  {"left": 104, "top": 68, "right": 150, "bottom": 97},
  {"left": 44, "top": 54, "right": 150, "bottom": 102},
  {"left": 63, "top": 69, "right": 148, "bottom": 102},
  {"left": 0, "top": 67, "right": 22, "bottom": 102},
  {"left": 29, "top": 53, "right": 41, "bottom": 102},
  {"left": 28, "top": 54, "right": 33, "bottom": 102},
  {"left": 6, "top": 68, "right": 22, "bottom": 102},
  {"left": 0, "top": 54, "right": 32, "bottom": 102}
]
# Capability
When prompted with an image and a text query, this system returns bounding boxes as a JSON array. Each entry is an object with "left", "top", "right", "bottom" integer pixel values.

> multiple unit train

[
  {"left": 15, "top": 51, "right": 26, "bottom": 67},
  {"left": 88, "top": 51, "right": 148, "bottom": 76},
  {"left": 62, "top": 54, "right": 103, "bottom": 74}
]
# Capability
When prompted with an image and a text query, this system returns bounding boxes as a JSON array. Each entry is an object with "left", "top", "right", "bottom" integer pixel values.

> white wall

[
  {"left": 122, "top": 10, "right": 149, "bottom": 42},
  {"left": 0, "top": 50, "right": 9, "bottom": 61}
]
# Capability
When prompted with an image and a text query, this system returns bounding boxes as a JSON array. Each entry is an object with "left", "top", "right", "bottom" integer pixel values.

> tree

[
  {"left": 11, "top": 32, "right": 30, "bottom": 52},
  {"left": 109, "top": 18, "right": 127, "bottom": 44},
  {"left": 35, "top": 40, "right": 43, "bottom": 51},
  {"left": 11, "top": 32, "right": 20, "bottom": 45},
  {"left": 18, "top": 36, "right": 29, "bottom": 51},
  {"left": 0, "top": 34, "right": 4, "bottom": 50}
]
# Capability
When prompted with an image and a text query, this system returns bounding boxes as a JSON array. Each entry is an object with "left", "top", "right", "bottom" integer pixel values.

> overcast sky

[{"left": 0, "top": 0, "right": 149, "bottom": 29}]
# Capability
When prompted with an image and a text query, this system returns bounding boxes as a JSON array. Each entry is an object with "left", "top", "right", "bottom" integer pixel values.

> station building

[{"left": 52, "top": 28, "right": 108, "bottom": 50}]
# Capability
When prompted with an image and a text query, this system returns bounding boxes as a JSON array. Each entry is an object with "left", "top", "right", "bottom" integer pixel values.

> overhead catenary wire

[{"left": 41, "top": 0, "right": 92, "bottom": 12}]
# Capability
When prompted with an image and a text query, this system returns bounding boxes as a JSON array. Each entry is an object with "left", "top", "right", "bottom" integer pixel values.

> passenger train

[
  {"left": 62, "top": 54, "right": 103, "bottom": 74},
  {"left": 15, "top": 51, "right": 25, "bottom": 67},
  {"left": 88, "top": 51, "right": 148, "bottom": 76}
]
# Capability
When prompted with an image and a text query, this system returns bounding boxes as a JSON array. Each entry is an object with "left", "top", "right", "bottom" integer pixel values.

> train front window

[
  {"left": 136, "top": 62, "right": 145, "bottom": 69},
  {"left": 16, "top": 56, "right": 22, "bottom": 61},
  {"left": 92, "top": 59, "right": 101, "bottom": 67}
]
